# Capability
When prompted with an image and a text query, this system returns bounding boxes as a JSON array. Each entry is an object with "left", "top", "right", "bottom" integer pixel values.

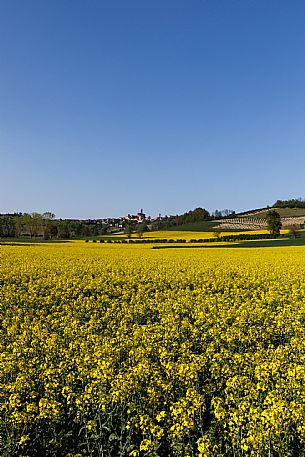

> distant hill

[
  {"left": 156, "top": 202, "right": 305, "bottom": 232},
  {"left": 217, "top": 207, "right": 305, "bottom": 231}
]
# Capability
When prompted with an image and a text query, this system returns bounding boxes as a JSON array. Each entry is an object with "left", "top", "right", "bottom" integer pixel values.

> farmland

[
  {"left": 2, "top": 241, "right": 305, "bottom": 456},
  {"left": 217, "top": 207, "right": 305, "bottom": 231},
  {"left": 109, "top": 230, "right": 274, "bottom": 241},
  {"left": 142, "top": 230, "right": 273, "bottom": 240}
]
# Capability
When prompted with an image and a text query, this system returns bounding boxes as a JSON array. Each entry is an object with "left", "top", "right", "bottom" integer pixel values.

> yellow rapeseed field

[
  {"left": 111, "top": 229, "right": 288, "bottom": 241},
  {"left": 1, "top": 241, "right": 305, "bottom": 456}
]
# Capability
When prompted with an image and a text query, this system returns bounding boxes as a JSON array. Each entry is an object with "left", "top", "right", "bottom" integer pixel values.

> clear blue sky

[{"left": 1, "top": 0, "right": 305, "bottom": 219}]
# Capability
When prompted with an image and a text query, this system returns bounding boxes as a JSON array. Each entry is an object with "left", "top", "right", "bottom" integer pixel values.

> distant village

[
  {"left": 0, "top": 206, "right": 238, "bottom": 239},
  {"left": 84, "top": 209, "right": 160, "bottom": 231},
  {"left": 0, "top": 209, "right": 163, "bottom": 239}
]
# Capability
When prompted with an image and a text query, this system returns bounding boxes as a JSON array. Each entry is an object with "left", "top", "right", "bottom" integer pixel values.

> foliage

[
  {"left": 107, "top": 231, "right": 282, "bottom": 244},
  {"left": 124, "top": 224, "right": 133, "bottom": 238},
  {"left": 273, "top": 198, "right": 305, "bottom": 208},
  {"left": 211, "top": 209, "right": 235, "bottom": 218},
  {"left": 136, "top": 222, "right": 149, "bottom": 238},
  {"left": 266, "top": 210, "right": 282, "bottom": 237},
  {"left": 152, "top": 208, "right": 210, "bottom": 231},
  {"left": 0, "top": 213, "right": 109, "bottom": 239},
  {"left": 288, "top": 225, "right": 301, "bottom": 239},
  {"left": 0, "top": 215, "right": 16, "bottom": 237},
  {"left": 213, "top": 231, "right": 222, "bottom": 240}
]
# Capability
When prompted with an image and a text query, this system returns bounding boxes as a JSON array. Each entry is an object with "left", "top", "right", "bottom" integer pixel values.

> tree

[
  {"left": 273, "top": 198, "right": 305, "bottom": 209},
  {"left": 57, "top": 220, "right": 71, "bottom": 239},
  {"left": 288, "top": 225, "right": 300, "bottom": 239},
  {"left": 213, "top": 210, "right": 222, "bottom": 219},
  {"left": 42, "top": 212, "right": 55, "bottom": 220},
  {"left": 136, "top": 222, "right": 149, "bottom": 238},
  {"left": 266, "top": 210, "right": 282, "bottom": 237},
  {"left": 100, "top": 224, "right": 109, "bottom": 235},
  {"left": 124, "top": 224, "right": 133, "bottom": 239},
  {"left": 42, "top": 212, "right": 56, "bottom": 239},
  {"left": 0, "top": 215, "right": 16, "bottom": 237},
  {"left": 139, "top": 222, "right": 149, "bottom": 232},
  {"left": 213, "top": 231, "right": 222, "bottom": 240},
  {"left": 20, "top": 213, "right": 44, "bottom": 239},
  {"left": 136, "top": 224, "right": 143, "bottom": 238},
  {"left": 136, "top": 229, "right": 143, "bottom": 239}
]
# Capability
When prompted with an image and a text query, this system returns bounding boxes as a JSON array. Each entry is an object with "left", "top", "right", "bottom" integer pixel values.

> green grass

[
  {"left": 0, "top": 237, "right": 70, "bottom": 244},
  {"left": 157, "top": 229, "right": 305, "bottom": 248},
  {"left": 162, "top": 220, "right": 218, "bottom": 232},
  {"left": 153, "top": 236, "right": 305, "bottom": 250}
]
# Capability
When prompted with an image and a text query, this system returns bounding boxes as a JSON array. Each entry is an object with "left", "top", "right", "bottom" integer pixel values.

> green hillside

[
  {"left": 162, "top": 206, "right": 305, "bottom": 232},
  {"left": 165, "top": 220, "right": 218, "bottom": 232}
]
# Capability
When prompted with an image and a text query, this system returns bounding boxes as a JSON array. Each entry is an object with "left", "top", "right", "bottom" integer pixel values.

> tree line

[
  {"left": 0, "top": 213, "right": 108, "bottom": 239},
  {"left": 273, "top": 198, "right": 305, "bottom": 208},
  {"left": 151, "top": 207, "right": 235, "bottom": 230}
]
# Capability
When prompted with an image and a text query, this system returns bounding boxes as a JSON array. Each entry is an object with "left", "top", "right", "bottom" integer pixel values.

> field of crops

[
  {"left": 110, "top": 229, "right": 289, "bottom": 241},
  {"left": 1, "top": 242, "right": 305, "bottom": 456},
  {"left": 142, "top": 230, "right": 270, "bottom": 240}
]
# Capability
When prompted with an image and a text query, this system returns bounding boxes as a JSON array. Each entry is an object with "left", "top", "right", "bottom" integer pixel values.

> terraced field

[{"left": 217, "top": 208, "right": 305, "bottom": 231}]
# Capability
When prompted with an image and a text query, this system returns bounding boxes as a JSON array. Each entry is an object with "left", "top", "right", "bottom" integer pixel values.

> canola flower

[
  {"left": 112, "top": 229, "right": 288, "bottom": 241},
  {"left": 1, "top": 241, "right": 305, "bottom": 456}
]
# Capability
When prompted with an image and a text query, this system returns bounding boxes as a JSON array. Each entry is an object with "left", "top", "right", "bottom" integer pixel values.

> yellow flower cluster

[{"left": 1, "top": 241, "right": 305, "bottom": 456}]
